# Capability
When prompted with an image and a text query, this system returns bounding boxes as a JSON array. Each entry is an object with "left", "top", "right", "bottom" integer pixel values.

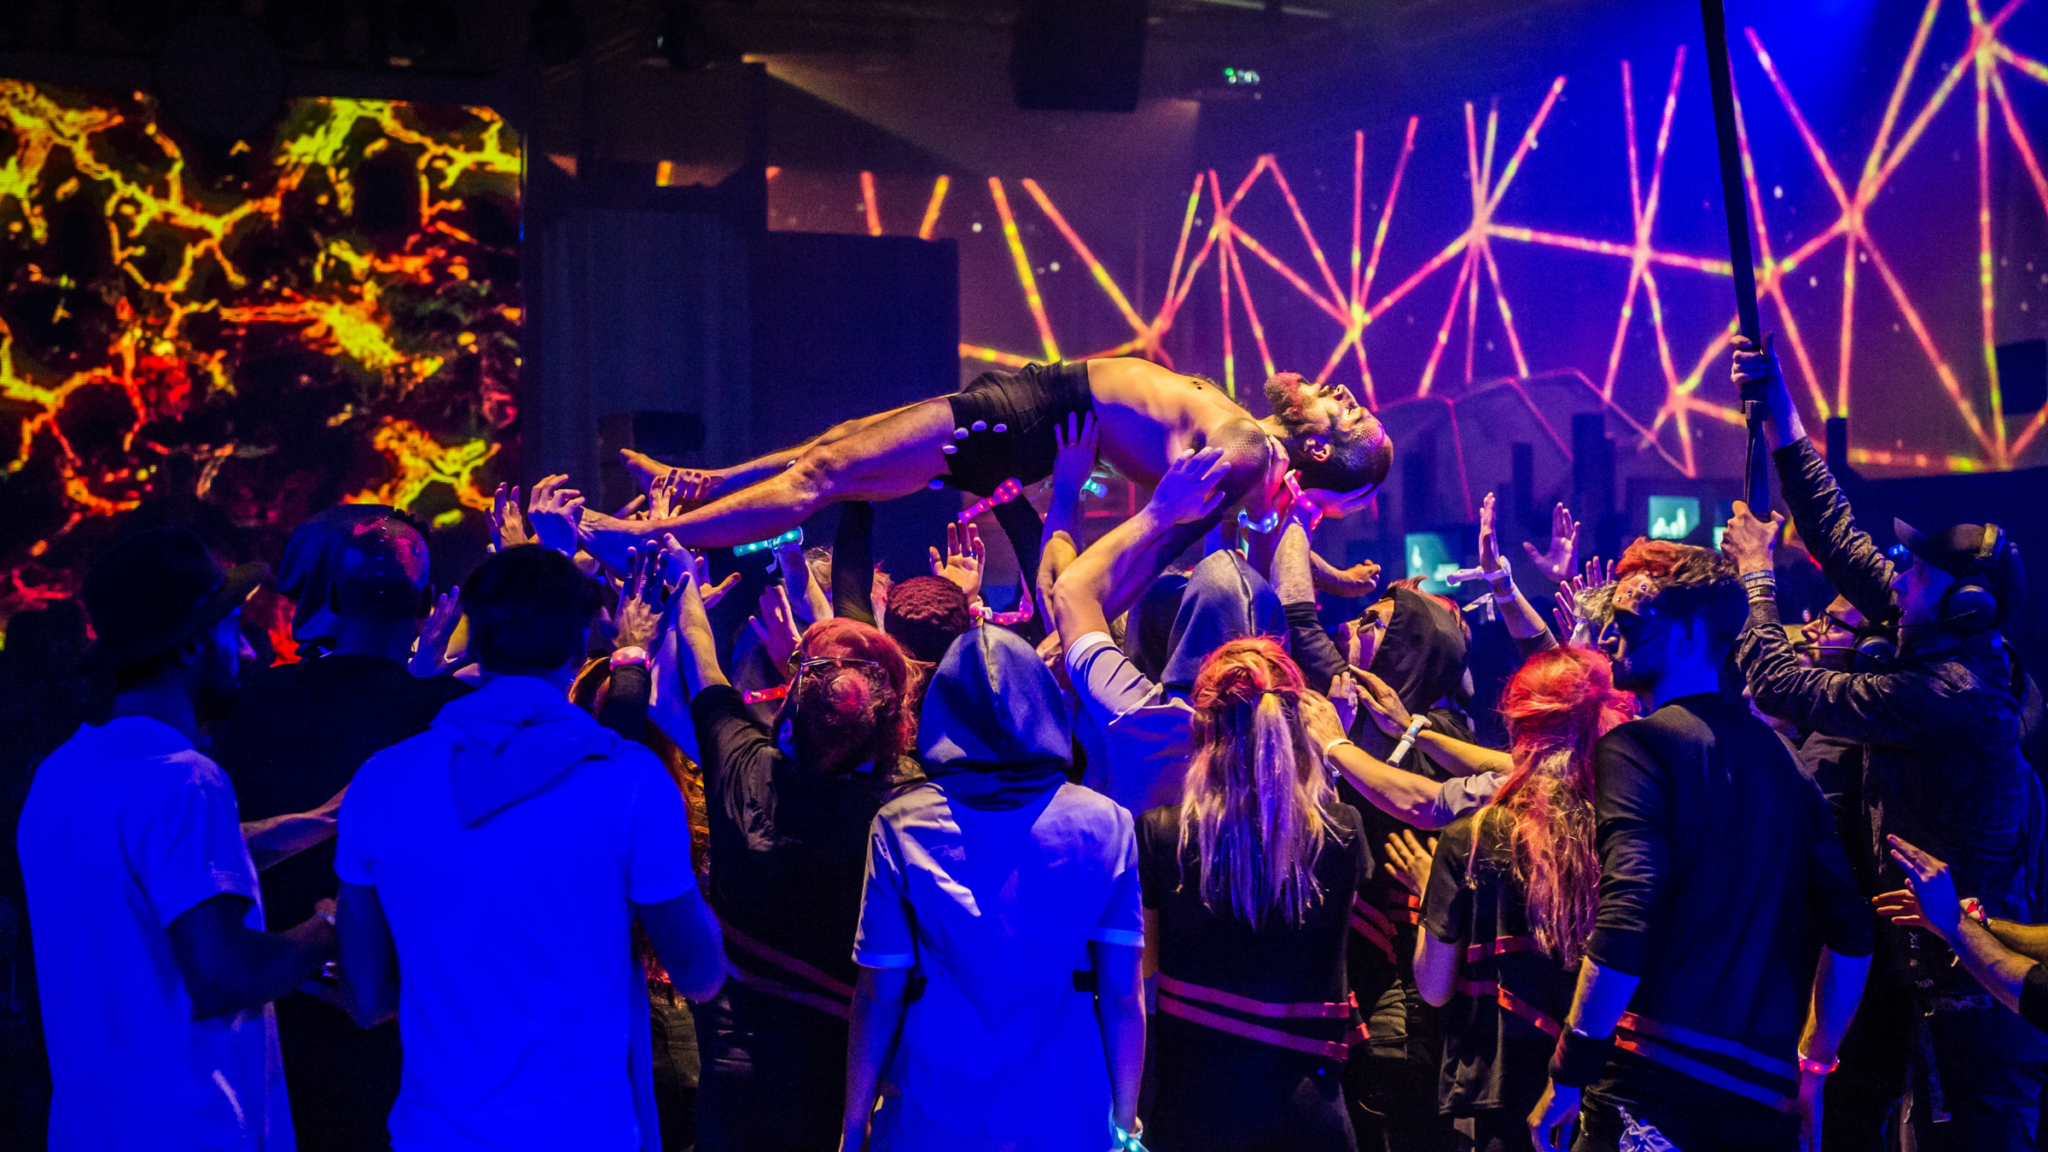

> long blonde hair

[{"left": 1177, "top": 637, "right": 1338, "bottom": 927}]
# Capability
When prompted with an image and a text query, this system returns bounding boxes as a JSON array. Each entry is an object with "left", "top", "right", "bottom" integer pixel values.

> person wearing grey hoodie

[{"left": 333, "top": 546, "right": 724, "bottom": 1152}]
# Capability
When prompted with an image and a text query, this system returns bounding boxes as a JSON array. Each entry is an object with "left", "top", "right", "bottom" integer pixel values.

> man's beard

[
  {"left": 1607, "top": 647, "right": 1663, "bottom": 695},
  {"left": 195, "top": 676, "right": 240, "bottom": 724}
]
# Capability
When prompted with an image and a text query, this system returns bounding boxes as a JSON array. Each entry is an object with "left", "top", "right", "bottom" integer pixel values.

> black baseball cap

[{"left": 80, "top": 527, "right": 266, "bottom": 674}]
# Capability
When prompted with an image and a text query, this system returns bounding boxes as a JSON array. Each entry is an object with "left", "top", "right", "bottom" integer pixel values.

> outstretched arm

[
  {"left": 1051, "top": 448, "right": 1231, "bottom": 644},
  {"left": 1879, "top": 836, "right": 2040, "bottom": 1020},
  {"left": 1038, "top": 412, "right": 1100, "bottom": 618},
  {"left": 1733, "top": 334, "right": 1899, "bottom": 622}
]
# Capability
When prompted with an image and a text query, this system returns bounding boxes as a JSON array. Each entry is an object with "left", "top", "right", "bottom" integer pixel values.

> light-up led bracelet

[
  {"left": 733, "top": 527, "right": 803, "bottom": 561},
  {"left": 973, "top": 583, "right": 1036, "bottom": 626},
  {"left": 958, "top": 477, "right": 1024, "bottom": 523},
  {"left": 1387, "top": 714, "right": 1431, "bottom": 767}
]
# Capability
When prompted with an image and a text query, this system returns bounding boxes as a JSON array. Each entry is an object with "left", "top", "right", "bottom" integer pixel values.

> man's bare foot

[
  {"left": 620, "top": 448, "right": 729, "bottom": 508},
  {"left": 619, "top": 448, "right": 671, "bottom": 496}
]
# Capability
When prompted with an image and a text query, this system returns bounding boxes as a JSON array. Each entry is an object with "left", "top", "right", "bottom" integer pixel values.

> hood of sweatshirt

[{"left": 436, "top": 674, "right": 627, "bottom": 827}]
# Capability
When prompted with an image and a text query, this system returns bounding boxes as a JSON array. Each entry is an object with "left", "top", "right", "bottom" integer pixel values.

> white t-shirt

[
  {"left": 18, "top": 716, "right": 293, "bottom": 1152},
  {"left": 852, "top": 781, "right": 1143, "bottom": 1151},
  {"left": 335, "top": 678, "right": 699, "bottom": 1152},
  {"left": 1066, "top": 631, "right": 1196, "bottom": 815}
]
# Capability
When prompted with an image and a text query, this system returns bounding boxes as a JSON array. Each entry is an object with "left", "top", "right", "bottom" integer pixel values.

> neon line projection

[{"left": 785, "top": 0, "right": 2048, "bottom": 480}]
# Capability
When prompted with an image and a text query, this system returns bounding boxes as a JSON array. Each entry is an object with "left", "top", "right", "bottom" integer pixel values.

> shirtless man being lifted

[{"left": 582, "top": 358, "right": 1392, "bottom": 572}]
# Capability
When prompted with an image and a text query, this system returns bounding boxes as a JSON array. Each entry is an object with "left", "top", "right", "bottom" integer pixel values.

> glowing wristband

[
  {"left": 1962, "top": 897, "right": 1991, "bottom": 928},
  {"left": 1797, "top": 1056, "right": 1840, "bottom": 1076},
  {"left": 1283, "top": 472, "right": 1322, "bottom": 531},
  {"left": 973, "top": 583, "right": 1036, "bottom": 626},
  {"left": 734, "top": 527, "right": 802, "bottom": 558},
  {"left": 1238, "top": 507, "right": 1281, "bottom": 534},
  {"left": 742, "top": 684, "right": 790, "bottom": 704},
  {"left": 959, "top": 477, "right": 1024, "bottom": 523},
  {"left": 1082, "top": 478, "right": 1108, "bottom": 498},
  {"left": 609, "top": 646, "right": 648, "bottom": 669},
  {"left": 1110, "top": 1112, "right": 1148, "bottom": 1152},
  {"left": 1387, "top": 714, "right": 1430, "bottom": 767}
]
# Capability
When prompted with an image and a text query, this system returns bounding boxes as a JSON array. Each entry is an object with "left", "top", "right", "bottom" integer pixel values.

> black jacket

[{"left": 1734, "top": 438, "right": 2046, "bottom": 983}]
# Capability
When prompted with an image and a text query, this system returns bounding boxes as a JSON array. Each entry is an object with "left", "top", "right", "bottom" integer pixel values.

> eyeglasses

[{"left": 785, "top": 655, "right": 883, "bottom": 728}]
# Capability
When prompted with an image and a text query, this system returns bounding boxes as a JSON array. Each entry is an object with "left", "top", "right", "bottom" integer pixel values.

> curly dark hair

[
  {"left": 886, "top": 575, "right": 974, "bottom": 664},
  {"left": 1263, "top": 375, "right": 1393, "bottom": 493}
]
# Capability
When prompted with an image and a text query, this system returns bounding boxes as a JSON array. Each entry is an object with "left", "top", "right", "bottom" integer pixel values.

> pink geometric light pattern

[{"left": 891, "top": 0, "right": 2048, "bottom": 478}]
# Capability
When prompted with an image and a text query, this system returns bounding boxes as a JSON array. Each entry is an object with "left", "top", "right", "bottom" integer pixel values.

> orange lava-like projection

[
  {"left": 0, "top": 82, "right": 520, "bottom": 631},
  {"left": 818, "top": 0, "right": 2048, "bottom": 485}
]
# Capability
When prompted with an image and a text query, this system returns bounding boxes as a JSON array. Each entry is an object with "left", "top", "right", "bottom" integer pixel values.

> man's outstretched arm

[
  {"left": 1051, "top": 447, "right": 1231, "bottom": 644},
  {"left": 1733, "top": 335, "right": 1899, "bottom": 622}
]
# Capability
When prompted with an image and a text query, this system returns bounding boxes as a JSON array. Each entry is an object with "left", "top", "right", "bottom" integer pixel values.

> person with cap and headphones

[
  {"left": 1723, "top": 334, "right": 2047, "bottom": 1152},
  {"left": 16, "top": 526, "right": 339, "bottom": 1151}
]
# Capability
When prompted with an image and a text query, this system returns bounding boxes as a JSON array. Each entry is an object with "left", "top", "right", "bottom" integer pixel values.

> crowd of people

[{"left": 6, "top": 338, "right": 2048, "bottom": 1152}]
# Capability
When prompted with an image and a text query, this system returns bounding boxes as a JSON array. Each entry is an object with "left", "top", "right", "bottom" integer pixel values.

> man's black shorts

[{"left": 942, "top": 361, "right": 1093, "bottom": 497}]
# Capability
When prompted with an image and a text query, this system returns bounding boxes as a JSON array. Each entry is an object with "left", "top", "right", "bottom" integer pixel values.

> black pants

[
  {"left": 275, "top": 995, "right": 401, "bottom": 1152},
  {"left": 1825, "top": 979, "right": 2045, "bottom": 1151}
]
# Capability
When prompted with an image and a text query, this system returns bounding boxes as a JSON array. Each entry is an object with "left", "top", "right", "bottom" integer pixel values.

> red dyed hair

[
  {"left": 1179, "top": 637, "right": 1340, "bottom": 928},
  {"left": 1480, "top": 646, "right": 1636, "bottom": 965},
  {"left": 789, "top": 618, "right": 919, "bottom": 767}
]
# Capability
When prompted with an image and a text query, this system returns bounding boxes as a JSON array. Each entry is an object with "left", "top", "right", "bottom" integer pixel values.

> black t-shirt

[
  {"left": 1137, "top": 801, "right": 1372, "bottom": 1149},
  {"left": 211, "top": 654, "right": 471, "bottom": 924},
  {"left": 1422, "top": 810, "right": 1579, "bottom": 1117},
  {"left": 1138, "top": 801, "right": 1372, "bottom": 1005},
  {"left": 690, "top": 684, "right": 923, "bottom": 1037},
  {"left": 1585, "top": 691, "right": 1875, "bottom": 1146}
]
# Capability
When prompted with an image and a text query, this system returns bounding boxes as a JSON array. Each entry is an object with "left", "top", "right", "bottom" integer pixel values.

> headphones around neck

[{"left": 1935, "top": 522, "right": 2008, "bottom": 638}]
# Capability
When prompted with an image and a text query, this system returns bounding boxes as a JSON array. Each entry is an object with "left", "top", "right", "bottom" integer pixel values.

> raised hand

[
  {"left": 613, "top": 548, "right": 666, "bottom": 652},
  {"left": 409, "top": 586, "right": 463, "bottom": 678},
  {"left": 749, "top": 583, "right": 804, "bottom": 671},
  {"left": 929, "top": 522, "right": 987, "bottom": 601},
  {"left": 1382, "top": 830, "right": 1437, "bottom": 896},
  {"left": 1312, "top": 554, "right": 1381, "bottom": 599},
  {"left": 1149, "top": 447, "right": 1231, "bottom": 525},
  {"left": 1298, "top": 690, "right": 1348, "bottom": 749},
  {"left": 1721, "top": 500, "right": 1785, "bottom": 575},
  {"left": 1050, "top": 411, "right": 1101, "bottom": 498},
  {"left": 1355, "top": 669, "right": 1413, "bottom": 739},
  {"left": 1522, "top": 502, "right": 1578, "bottom": 584},
  {"left": 1478, "top": 492, "right": 1503, "bottom": 575},
  {"left": 1886, "top": 834, "right": 1962, "bottom": 942},
  {"left": 526, "top": 474, "right": 586, "bottom": 557},
  {"left": 659, "top": 533, "right": 740, "bottom": 611},
  {"left": 1551, "top": 591, "right": 1580, "bottom": 641},
  {"left": 488, "top": 483, "right": 530, "bottom": 551},
  {"left": 1327, "top": 671, "right": 1361, "bottom": 737}
]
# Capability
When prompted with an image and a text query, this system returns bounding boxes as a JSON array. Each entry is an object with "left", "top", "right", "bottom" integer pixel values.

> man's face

[
  {"left": 1270, "top": 373, "right": 1371, "bottom": 452},
  {"left": 1796, "top": 596, "right": 1866, "bottom": 671},
  {"left": 1599, "top": 588, "right": 1678, "bottom": 695},
  {"left": 1346, "top": 599, "right": 1396, "bottom": 671},
  {"left": 196, "top": 609, "right": 254, "bottom": 722},
  {"left": 1889, "top": 555, "right": 1956, "bottom": 629}
]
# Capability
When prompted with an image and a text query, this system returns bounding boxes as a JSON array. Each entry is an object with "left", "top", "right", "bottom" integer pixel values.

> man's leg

[
  {"left": 586, "top": 398, "right": 955, "bottom": 557},
  {"left": 619, "top": 402, "right": 925, "bottom": 500}
]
